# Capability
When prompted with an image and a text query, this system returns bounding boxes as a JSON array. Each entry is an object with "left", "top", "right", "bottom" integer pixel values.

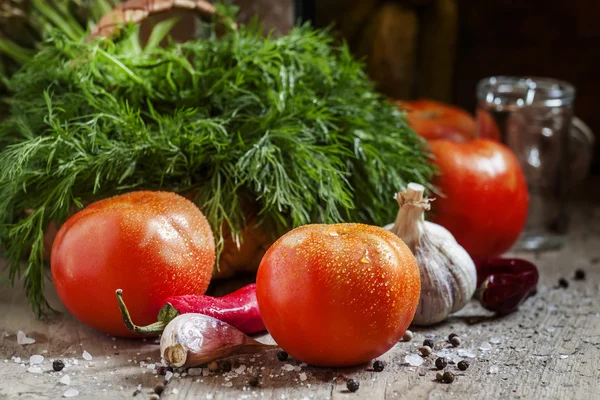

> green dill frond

[{"left": 0, "top": 18, "right": 434, "bottom": 315}]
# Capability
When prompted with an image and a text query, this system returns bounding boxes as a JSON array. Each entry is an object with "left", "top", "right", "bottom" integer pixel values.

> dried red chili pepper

[
  {"left": 474, "top": 257, "right": 539, "bottom": 315},
  {"left": 116, "top": 284, "right": 265, "bottom": 336}
]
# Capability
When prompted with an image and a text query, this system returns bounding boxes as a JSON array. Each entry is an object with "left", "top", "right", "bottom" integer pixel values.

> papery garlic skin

[
  {"left": 386, "top": 183, "right": 477, "bottom": 326},
  {"left": 160, "top": 313, "right": 275, "bottom": 368}
]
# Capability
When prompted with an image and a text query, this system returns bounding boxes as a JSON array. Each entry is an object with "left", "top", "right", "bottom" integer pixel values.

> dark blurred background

[{"left": 306, "top": 0, "right": 600, "bottom": 174}]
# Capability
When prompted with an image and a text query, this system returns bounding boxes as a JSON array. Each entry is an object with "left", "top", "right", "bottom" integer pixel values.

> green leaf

[
  {"left": 0, "top": 37, "right": 35, "bottom": 64},
  {"left": 31, "top": 0, "right": 84, "bottom": 40},
  {"left": 144, "top": 17, "right": 180, "bottom": 52}
]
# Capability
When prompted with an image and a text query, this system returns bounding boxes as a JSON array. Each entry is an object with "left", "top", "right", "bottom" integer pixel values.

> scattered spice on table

[
  {"left": 277, "top": 351, "right": 289, "bottom": 362},
  {"left": 346, "top": 378, "right": 360, "bottom": 392},
  {"left": 574, "top": 269, "right": 586, "bottom": 281},
  {"left": 450, "top": 336, "right": 462, "bottom": 347},
  {"left": 457, "top": 360, "right": 470, "bottom": 371},
  {"left": 423, "top": 339, "right": 434, "bottom": 348},
  {"left": 221, "top": 360, "right": 232, "bottom": 373},
  {"left": 419, "top": 346, "right": 433, "bottom": 357},
  {"left": 373, "top": 360, "right": 385, "bottom": 372},
  {"left": 154, "top": 384, "right": 164, "bottom": 395},
  {"left": 53, "top": 360, "right": 65, "bottom": 372},
  {"left": 558, "top": 278, "right": 569, "bottom": 289},
  {"left": 435, "top": 357, "right": 448, "bottom": 370},
  {"left": 403, "top": 330, "right": 414, "bottom": 342},
  {"left": 442, "top": 371, "right": 455, "bottom": 383},
  {"left": 207, "top": 361, "right": 220, "bottom": 372},
  {"left": 436, "top": 372, "right": 444, "bottom": 381}
]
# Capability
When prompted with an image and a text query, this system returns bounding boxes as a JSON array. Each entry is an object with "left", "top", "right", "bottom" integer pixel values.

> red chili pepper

[
  {"left": 116, "top": 284, "right": 266, "bottom": 336},
  {"left": 474, "top": 257, "right": 539, "bottom": 315}
]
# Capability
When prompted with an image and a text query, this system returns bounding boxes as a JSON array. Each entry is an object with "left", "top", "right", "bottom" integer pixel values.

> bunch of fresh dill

[{"left": 0, "top": 14, "right": 434, "bottom": 315}]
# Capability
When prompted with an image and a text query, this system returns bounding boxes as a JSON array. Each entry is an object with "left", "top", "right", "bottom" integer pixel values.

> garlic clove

[
  {"left": 160, "top": 313, "right": 276, "bottom": 368},
  {"left": 387, "top": 183, "right": 477, "bottom": 326}
]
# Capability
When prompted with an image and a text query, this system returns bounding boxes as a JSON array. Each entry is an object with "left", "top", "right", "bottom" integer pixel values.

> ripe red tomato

[
  {"left": 429, "top": 139, "right": 529, "bottom": 259},
  {"left": 51, "top": 191, "right": 216, "bottom": 337},
  {"left": 476, "top": 108, "right": 502, "bottom": 142},
  {"left": 395, "top": 99, "right": 477, "bottom": 142},
  {"left": 256, "top": 223, "right": 420, "bottom": 367}
]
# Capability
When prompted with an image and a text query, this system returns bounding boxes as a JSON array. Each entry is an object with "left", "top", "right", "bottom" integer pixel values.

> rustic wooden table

[{"left": 1, "top": 192, "right": 599, "bottom": 400}]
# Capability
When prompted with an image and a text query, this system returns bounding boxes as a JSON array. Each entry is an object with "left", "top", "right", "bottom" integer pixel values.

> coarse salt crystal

[
  {"left": 146, "top": 364, "right": 155, "bottom": 370},
  {"left": 202, "top": 368, "right": 210, "bottom": 377},
  {"left": 172, "top": 389, "right": 179, "bottom": 394},
  {"left": 63, "top": 389, "right": 79, "bottom": 398},
  {"left": 480, "top": 342, "right": 492, "bottom": 351},
  {"left": 559, "top": 354, "right": 569, "bottom": 359},
  {"left": 235, "top": 365, "right": 247, "bottom": 374},
  {"left": 60, "top": 375, "right": 71, "bottom": 385},
  {"left": 17, "top": 331, "right": 35, "bottom": 345},
  {"left": 188, "top": 368, "right": 203, "bottom": 376},
  {"left": 27, "top": 366, "right": 43, "bottom": 374},
  {"left": 436, "top": 348, "right": 454, "bottom": 358},
  {"left": 165, "top": 371, "right": 174, "bottom": 381},
  {"left": 488, "top": 365, "right": 499, "bottom": 374},
  {"left": 30, "top": 355, "right": 44, "bottom": 365},
  {"left": 490, "top": 337, "right": 502, "bottom": 344},
  {"left": 405, "top": 354, "right": 424, "bottom": 366},
  {"left": 72, "top": 360, "right": 79, "bottom": 365},
  {"left": 82, "top": 351, "right": 92, "bottom": 361},
  {"left": 300, "top": 363, "right": 307, "bottom": 367},
  {"left": 293, "top": 366, "right": 301, "bottom": 372},
  {"left": 222, "top": 382, "right": 233, "bottom": 387},
  {"left": 299, "top": 372, "right": 307, "bottom": 381},
  {"left": 282, "top": 364, "right": 294, "bottom": 371},
  {"left": 12, "top": 356, "right": 21, "bottom": 363},
  {"left": 206, "top": 395, "right": 214, "bottom": 399}
]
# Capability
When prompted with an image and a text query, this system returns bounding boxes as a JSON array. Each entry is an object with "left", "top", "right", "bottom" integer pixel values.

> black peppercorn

[
  {"left": 373, "top": 360, "right": 385, "bottom": 372},
  {"left": 154, "top": 384, "right": 165, "bottom": 395},
  {"left": 558, "top": 278, "right": 569, "bottom": 288},
  {"left": 574, "top": 269, "right": 586, "bottom": 281},
  {"left": 435, "top": 357, "right": 448, "bottom": 370},
  {"left": 442, "top": 371, "right": 455, "bottom": 383},
  {"left": 277, "top": 351, "right": 289, "bottom": 361},
  {"left": 423, "top": 339, "right": 434, "bottom": 348},
  {"left": 448, "top": 333, "right": 458, "bottom": 341},
  {"left": 346, "top": 378, "right": 360, "bottom": 392},
  {"left": 52, "top": 360, "right": 65, "bottom": 372},
  {"left": 450, "top": 336, "right": 461, "bottom": 347},
  {"left": 156, "top": 366, "right": 167, "bottom": 376},
  {"left": 221, "top": 359, "right": 232, "bottom": 372},
  {"left": 248, "top": 377, "right": 260, "bottom": 387},
  {"left": 457, "top": 360, "right": 469, "bottom": 371}
]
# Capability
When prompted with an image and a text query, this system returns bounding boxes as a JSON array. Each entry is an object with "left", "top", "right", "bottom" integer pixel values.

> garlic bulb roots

[{"left": 387, "top": 183, "right": 477, "bottom": 325}]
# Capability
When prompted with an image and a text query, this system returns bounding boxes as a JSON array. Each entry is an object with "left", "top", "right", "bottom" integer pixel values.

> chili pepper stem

[{"left": 115, "top": 289, "right": 178, "bottom": 336}]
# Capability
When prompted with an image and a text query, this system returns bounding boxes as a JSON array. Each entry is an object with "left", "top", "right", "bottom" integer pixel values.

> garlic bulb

[{"left": 386, "top": 183, "right": 477, "bottom": 325}]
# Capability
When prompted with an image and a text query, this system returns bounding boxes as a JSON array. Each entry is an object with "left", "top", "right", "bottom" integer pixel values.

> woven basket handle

[{"left": 89, "top": 0, "right": 235, "bottom": 38}]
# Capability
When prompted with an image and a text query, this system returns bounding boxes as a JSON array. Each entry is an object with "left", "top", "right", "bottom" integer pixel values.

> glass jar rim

[{"left": 477, "top": 76, "right": 575, "bottom": 107}]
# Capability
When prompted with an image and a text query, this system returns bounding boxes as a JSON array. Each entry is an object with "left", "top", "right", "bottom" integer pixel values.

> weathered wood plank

[{"left": 1, "top": 194, "right": 599, "bottom": 399}]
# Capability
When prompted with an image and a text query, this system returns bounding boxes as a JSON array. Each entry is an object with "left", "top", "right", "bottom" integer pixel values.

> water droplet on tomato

[{"left": 360, "top": 250, "right": 371, "bottom": 264}]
